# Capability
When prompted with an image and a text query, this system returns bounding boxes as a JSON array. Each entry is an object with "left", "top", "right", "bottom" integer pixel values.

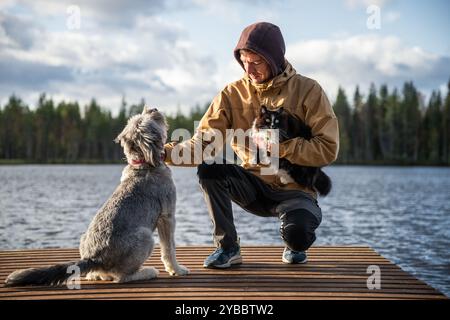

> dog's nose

[{"left": 151, "top": 108, "right": 158, "bottom": 113}]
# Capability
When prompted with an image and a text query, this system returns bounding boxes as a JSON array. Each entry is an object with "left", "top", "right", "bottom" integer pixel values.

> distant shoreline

[
  {"left": 0, "top": 159, "right": 124, "bottom": 165},
  {"left": 1, "top": 159, "right": 449, "bottom": 167}
]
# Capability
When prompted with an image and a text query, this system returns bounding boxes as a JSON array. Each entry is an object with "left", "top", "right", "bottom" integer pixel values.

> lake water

[{"left": 0, "top": 165, "right": 449, "bottom": 296}]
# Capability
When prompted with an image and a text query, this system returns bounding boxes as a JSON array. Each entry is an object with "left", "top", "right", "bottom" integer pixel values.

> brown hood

[{"left": 234, "top": 22, "right": 286, "bottom": 78}]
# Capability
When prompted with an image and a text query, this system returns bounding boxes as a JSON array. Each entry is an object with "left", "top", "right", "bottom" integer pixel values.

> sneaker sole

[
  {"left": 204, "top": 255, "right": 242, "bottom": 269},
  {"left": 282, "top": 256, "right": 308, "bottom": 264}
]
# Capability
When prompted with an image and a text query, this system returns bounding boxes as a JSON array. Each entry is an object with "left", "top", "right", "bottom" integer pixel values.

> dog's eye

[{"left": 265, "top": 119, "right": 270, "bottom": 123}]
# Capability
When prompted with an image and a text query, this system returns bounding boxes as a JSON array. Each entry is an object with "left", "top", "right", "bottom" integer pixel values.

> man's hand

[{"left": 252, "top": 130, "right": 272, "bottom": 153}]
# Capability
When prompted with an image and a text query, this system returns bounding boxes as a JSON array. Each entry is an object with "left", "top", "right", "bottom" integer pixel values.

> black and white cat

[{"left": 251, "top": 105, "right": 332, "bottom": 196}]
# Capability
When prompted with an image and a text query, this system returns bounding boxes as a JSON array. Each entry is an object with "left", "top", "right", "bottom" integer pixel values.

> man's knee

[{"left": 279, "top": 209, "right": 320, "bottom": 252}]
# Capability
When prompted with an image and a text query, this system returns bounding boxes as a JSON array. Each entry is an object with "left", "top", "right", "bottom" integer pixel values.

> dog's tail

[
  {"left": 4, "top": 259, "right": 98, "bottom": 287},
  {"left": 314, "top": 169, "right": 332, "bottom": 197}
]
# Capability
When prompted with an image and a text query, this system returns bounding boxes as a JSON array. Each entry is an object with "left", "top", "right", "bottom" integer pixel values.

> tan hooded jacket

[{"left": 164, "top": 61, "right": 339, "bottom": 198}]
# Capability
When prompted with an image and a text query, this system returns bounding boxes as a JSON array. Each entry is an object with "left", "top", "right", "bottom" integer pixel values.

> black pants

[{"left": 197, "top": 163, "right": 322, "bottom": 252}]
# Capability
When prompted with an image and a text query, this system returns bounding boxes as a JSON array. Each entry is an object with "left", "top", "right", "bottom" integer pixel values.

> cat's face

[{"left": 255, "top": 105, "right": 285, "bottom": 129}]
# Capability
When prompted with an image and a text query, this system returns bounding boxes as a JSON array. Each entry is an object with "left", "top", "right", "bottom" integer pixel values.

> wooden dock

[{"left": 0, "top": 246, "right": 447, "bottom": 300}]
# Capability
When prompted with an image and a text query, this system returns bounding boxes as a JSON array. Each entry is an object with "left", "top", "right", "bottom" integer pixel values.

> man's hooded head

[{"left": 234, "top": 22, "right": 286, "bottom": 79}]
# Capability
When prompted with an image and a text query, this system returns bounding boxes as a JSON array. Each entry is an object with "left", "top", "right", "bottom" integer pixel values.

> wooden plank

[
  {"left": 0, "top": 246, "right": 447, "bottom": 300},
  {"left": 0, "top": 291, "right": 446, "bottom": 300}
]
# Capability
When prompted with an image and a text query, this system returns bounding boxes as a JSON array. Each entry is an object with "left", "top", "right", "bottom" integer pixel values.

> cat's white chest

[{"left": 277, "top": 169, "right": 295, "bottom": 184}]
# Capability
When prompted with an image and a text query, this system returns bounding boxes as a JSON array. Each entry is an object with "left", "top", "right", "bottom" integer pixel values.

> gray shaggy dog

[{"left": 5, "top": 106, "right": 189, "bottom": 286}]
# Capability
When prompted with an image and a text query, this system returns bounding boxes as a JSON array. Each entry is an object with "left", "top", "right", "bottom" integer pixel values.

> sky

[{"left": 0, "top": 0, "right": 449, "bottom": 115}]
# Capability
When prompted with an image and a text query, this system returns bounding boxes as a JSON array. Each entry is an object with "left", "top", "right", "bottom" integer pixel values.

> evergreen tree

[
  {"left": 332, "top": 87, "right": 352, "bottom": 163},
  {"left": 363, "top": 84, "right": 379, "bottom": 161},
  {"left": 385, "top": 88, "right": 401, "bottom": 161},
  {"left": 351, "top": 86, "right": 365, "bottom": 161},
  {"left": 442, "top": 80, "right": 450, "bottom": 165},
  {"left": 377, "top": 85, "right": 389, "bottom": 159},
  {"left": 0, "top": 107, "right": 2, "bottom": 158},
  {"left": 422, "top": 91, "right": 443, "bottom": 163},
  {"left": 1, "top": 80, "right": 450, "bottom": 166},
  {"left": 34, "top": 94, "right": 58, "bottom": 161},
  {"left": 56, "top": 101, "right": 82, "bottom": 161},
  {"left": 82, "top": 99, "right": 102, "bottom": 159},
  {"left": 112, "top": 96, "right": 128, "bottom": 160},
  {"left": 0, "top": 95, "right": 30, "bottom": 159},
  {"left": 400, "top": 82, "right": 421, "bottom": 162}
]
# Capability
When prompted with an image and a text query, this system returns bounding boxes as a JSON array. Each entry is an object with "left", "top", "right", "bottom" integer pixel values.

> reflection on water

[{"left": 0, "top": 164, "right": 449, "bottom": 296}]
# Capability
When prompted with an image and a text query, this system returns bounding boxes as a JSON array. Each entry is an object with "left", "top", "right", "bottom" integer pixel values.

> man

[{"left": 164, "top": 22, "right": 339, "bottom": 268}]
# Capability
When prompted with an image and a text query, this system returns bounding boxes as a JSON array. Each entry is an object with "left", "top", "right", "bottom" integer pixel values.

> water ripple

[{"left": 0, "top": 164, "right": 449, "bottom": 296}]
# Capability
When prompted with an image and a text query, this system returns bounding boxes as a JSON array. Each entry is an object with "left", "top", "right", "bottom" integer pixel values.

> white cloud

[
  {"left": 0, "top": 5, "right": 221, "bottom": 115},
  {"left": 385, "top": 11, "right": 400, "bottom": 23},
  {"left": 213, "top": 58, "right": 243, "bottom": 89},
  {"left": 345, "top": 0, "right": 391, "bottom": 9},
  {"left": 191, "top": 0, "right": 241, "bottom": 22},
  {"left": 1, "top": 0, "right": 448, "bottom": 115},
  {"left": 14, "top": 0, "right": 168, "bottom": 29},
  {"left": 286, "top": 34, "right": 450, "bottom": 102}
]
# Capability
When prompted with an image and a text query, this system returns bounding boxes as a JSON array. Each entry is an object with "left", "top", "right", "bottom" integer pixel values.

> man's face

[{"left": 240, "top": 50, "right": 271, "bottom": 84}]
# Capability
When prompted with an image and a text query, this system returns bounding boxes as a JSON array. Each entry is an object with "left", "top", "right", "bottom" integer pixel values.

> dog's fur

[{"left": 5, "top": 107, "right": 189, "bottom": 287}]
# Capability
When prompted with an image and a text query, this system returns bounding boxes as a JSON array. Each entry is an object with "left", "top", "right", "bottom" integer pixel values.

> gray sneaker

[
  {"left": 282, "top": 247, "right": 308, "bottom": 264},
  {"left": 203, "top": 245, "right": 242, "bottom": 268}
]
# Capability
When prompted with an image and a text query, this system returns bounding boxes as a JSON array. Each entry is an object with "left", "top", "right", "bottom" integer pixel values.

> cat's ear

[{"left": 261, "top": 105, "right": 267, "bottom": 114}]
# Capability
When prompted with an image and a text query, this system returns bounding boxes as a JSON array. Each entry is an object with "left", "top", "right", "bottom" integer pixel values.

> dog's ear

[
  {"left": 135, "top": 137, "right": 161, "bottom": 167},
  {"left": 133, "top": 118, "right": 164, "bottom": 167},
  {"left": 115, "top": 114, "right": 141, "bottom": 145},
  {"left": 114, "top": 129, "right": 125, "bottom": 145},
  {"left": 142, "top": 105, "right": 155, "bottom": 115},
  {"left": 147, "top": 143, "right": 162, "bottom": 167}
]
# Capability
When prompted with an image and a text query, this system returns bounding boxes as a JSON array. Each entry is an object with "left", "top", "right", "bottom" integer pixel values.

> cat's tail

[
  {"left": 4, "top": 259, "right": 98, "bottom": 287},
  {"left": 315, "top": 170, "right": 332, "bottom": 196}
]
